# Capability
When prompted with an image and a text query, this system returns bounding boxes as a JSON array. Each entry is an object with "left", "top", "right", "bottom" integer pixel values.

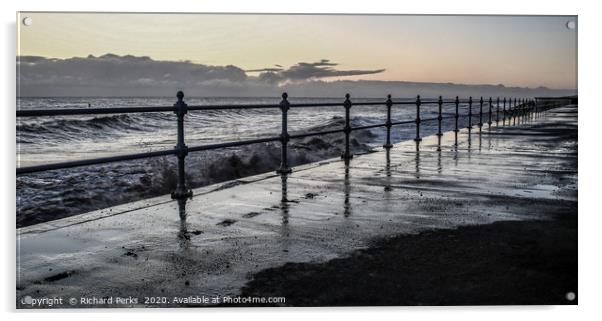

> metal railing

[{"left": 16, "top": 92, "right": 570, "bottom": 203}]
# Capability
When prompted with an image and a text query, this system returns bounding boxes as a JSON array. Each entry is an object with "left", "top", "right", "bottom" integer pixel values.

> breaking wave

[{"left": 17, "top": 113, "right": 171, "bottom": 144}]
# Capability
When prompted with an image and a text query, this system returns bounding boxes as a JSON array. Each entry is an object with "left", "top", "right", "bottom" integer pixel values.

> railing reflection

[
  {"left": 165, "top": 97, "right": 571, "bottom": 241},
  {"left": 343, "top": 163, "right": 352, "bottom": 218}
]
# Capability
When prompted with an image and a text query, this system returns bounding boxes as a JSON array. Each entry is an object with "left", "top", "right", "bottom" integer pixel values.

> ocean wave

[{"left": 16, "top": 113, "right": 172, "bottom": 144}]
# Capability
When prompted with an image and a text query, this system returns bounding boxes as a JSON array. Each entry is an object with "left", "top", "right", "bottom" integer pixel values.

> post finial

[
  {"left": 282, "top": 92, "right": 288, "bottom": 100},
  {"left": 387, "top": 94, "right": 391, "bottom": 99},
  {"left": 176, "top": 91, "right": 184, "bottom": 101},
  {"left": 345, "top": 93, "right": 350, "bottom": 99}
]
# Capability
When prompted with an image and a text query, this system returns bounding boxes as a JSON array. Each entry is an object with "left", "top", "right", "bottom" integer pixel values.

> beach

[{"left": 240, "top": 214, "right": 577, "bottom": 306}]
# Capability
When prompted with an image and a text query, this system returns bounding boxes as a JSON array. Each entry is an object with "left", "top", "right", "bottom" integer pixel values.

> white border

[{"left": 2, "top": 0, "right": 599, "bottom": 319}]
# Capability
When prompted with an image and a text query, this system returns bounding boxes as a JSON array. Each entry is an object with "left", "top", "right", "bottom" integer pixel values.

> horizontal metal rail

[
  {"left": 391, "top": 119, "right": 416, "bottom": 126},
  {"left": 16, "top": 148, "right": 176, "bottom": 175},
  {"left": 289, "top": 128, "right": 346, "bottom": 140},
  {"left": 16, "top": 99, "right": 490, "bottom": 117},
  {"left": 187, "top": 136, "right": 281, "bottom": 153}
]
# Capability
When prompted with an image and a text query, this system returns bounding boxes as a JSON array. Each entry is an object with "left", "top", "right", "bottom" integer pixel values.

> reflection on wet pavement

[{"left": 17, "top": 106, "right": 578, "bottom": 307}]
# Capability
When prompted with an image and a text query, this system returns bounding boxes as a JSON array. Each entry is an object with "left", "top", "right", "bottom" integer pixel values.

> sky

[{"left": 17, "top": 13, "right": 577, "bottom": 97}]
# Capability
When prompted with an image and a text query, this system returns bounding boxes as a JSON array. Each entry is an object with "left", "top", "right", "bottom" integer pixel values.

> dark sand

[{"left": 240, "top": 212, "right": 577, "bottom": 306}]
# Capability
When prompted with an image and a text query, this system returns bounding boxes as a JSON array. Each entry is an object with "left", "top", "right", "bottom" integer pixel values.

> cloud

[
  {"left": 255, "top": 59, "right": 386, "bottom": 84},
  {"left": 18, "top": 54, "right": 386, "bottom": 96},
  {"left": 18, "top": 54, "right": 248, "bottom": 95}
]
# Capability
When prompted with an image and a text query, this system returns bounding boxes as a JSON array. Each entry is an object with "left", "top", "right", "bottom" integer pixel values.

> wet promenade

[{"left": 16, "top": 105, "right": 577, "bottom": 308}]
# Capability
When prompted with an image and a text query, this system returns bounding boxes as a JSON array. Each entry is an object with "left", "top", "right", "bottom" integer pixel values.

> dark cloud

[
  {"left": 255, "top": 59, "right": 385, "bottom": 84},
  {"left": 18, "top": 54, "right": 248, "bottom": 96}
]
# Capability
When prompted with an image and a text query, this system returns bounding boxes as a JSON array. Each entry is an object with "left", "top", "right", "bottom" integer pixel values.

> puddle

[
  {"left": 18, "top": 234, "right": 88, "bottom": 257},
  {"left": 514, "top": 184, "right": 559, "bottom": 199},
  {"left": 217, "top": 219, "right": 237, "bottom": 227},
  {"left": 242, "top": 212, "right": 262, "bottom": 219},
  {"left": 44, "top": 270, "right": 75, "bottom": 282}
]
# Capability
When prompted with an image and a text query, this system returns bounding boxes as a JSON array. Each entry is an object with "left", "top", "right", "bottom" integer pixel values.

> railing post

[
  {"left": 383, "top": 94, "right": 393, "bottom": 149},
  {"left": 520, "top": 98, "right": 527, "bottom": 120},
  {"left": 514, "top": 98, "right": 521, "bottom": 125},
  {"left": 467, "top": 96, "right": 473, "bottom": 130},
  {"left": 454, "top": 96, "right": 459, "bottom": 146},
  {"left": 508, "top": 97, "right": 514, "bottom": 126},
  {"left": 437, "top": 95, "right": 443, "bottom": 151},
  {"left": 171, "top": 91, "right": 193, "bottom": 201},
  {"left": 478, "top": 96, "right": 483, "bottom": 129},
  {"left": 277, "top": 92, "right": 292, "bottom": 174},
  {"left": 503, "top": 97, "right": 506, "bottom": 125},
  {"left": 514, "top": 98, "right": 520, "bottom": 125},
  {"left": 496, "top": 97, "right": 500, "bottom": 125},
  {"left": 513, "top": 98, "right": 517, "bottom": 126},
  {"left": 414, "top": 95, "right": 422, "bottom": 142},
  {"left": 520, "top": 98, "right": 524, "bottom": 122},
  {"left": 341, "top": 93, "right": 353, "bottom": 161},
  {"left": 437, "top": 96, "right": 443, "bottom": 137},
  {"left": 488, "top": 97, "right": 493, "bottom": 127},
  {"left": 518, "top": 98, "right": 525, "bottom": 124}
]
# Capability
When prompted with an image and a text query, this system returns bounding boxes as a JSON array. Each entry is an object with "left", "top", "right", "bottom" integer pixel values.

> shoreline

[{"left": 239, "top": 213, "right": 577, "bottom": 306}]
